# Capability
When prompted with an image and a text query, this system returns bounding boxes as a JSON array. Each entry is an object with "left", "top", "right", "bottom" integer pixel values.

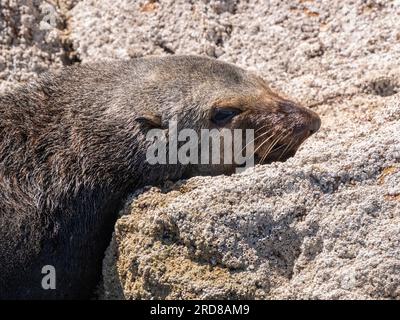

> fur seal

[{"left": 0, "top": 55, "right": 320, "bottom": 299}]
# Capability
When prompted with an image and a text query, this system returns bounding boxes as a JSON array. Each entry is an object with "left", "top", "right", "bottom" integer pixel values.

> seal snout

[
  {"left": 278, "top": 100, "right": 321, "bottom": 137},
  {"left": 308, "top": 113, "right": 321, "bottom": 135},
  {"left": 249, "top": 98, "right": 322, "bottom": 165},
  {"left": 302, "top": 108, "right": 321, "bottom": 139}
]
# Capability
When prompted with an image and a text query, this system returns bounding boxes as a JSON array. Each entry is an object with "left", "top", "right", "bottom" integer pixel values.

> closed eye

[{"left": 211, "top": 108, "right": 241, "bottom": 125}]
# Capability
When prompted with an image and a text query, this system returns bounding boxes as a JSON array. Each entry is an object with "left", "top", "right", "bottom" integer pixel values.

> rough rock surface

[{"left": 0, "top": 0, "right": 78, "bottom": 92}]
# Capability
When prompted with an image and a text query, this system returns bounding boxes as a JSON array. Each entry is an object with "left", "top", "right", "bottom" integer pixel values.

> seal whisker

[
  {"left": 261, "top": 130, "right": 288, "bottom": 164},
  {"left": 244, "top": 128, "right": 273, "bottom": 152},
  {"left": 237, "top": 127, "right": 274, "bottom": 157},
  {"left": 279, "top": 137, "right": 294, "bottom": 161},
  {"left": 260, "top": 134, "right": 279, "bottom": 164},
  {"left": 273, "top": 130, "right": 293, "bottom": 155},
  {"left": 254, "top": 124, "right": 271, "bottom": 134},
  {"left": 251, "top": 132, "right": 276, "bottom": 161},
  {"left": 260, "top": 133, "right": 279, "bottom": 164},
  {"left": 275, "top": 130, "right": 292, "bottom": 149}
]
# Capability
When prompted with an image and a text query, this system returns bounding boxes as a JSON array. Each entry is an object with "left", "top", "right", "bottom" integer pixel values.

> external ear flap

[{"left": 135, "top": 112, "right": 162, "bottom": 128}]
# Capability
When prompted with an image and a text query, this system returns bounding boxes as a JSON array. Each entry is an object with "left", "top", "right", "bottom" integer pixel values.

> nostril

[{"left": 309, "top": 116, "right": 321, "bottom": 135}]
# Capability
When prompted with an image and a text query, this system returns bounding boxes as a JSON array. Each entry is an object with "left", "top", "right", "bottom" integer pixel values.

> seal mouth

[
  {"left": 237, "top": 142, "right": 296, "bottom": 168},
  {"left": 255, "top": 142, "right": 298, "bottom": 165},
  {"left": 269, "top": 142, "right": 298, "bottom": 161},
  {"left": 250, "top": 121, "right": 316, "bottom": 166}
]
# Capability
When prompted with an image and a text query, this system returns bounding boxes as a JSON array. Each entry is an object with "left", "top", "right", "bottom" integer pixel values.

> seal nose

[
  {"left": 277, "top": 100, "right": 321, "bottom": 136},
  {"left": 308, "top": 115, "right": 321, "bottom": 135}
]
